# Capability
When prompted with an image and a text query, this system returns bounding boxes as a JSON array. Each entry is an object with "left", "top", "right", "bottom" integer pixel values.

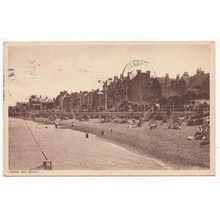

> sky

[{"left": 6, "top": 42, "right": 212, "bottom": 106}]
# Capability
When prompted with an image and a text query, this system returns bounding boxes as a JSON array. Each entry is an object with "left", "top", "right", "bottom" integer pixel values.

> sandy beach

[
  {"left": 9, "top": 118, "right": 171, "bottom": 170},
  {"left": 32, "top": 117, "right": 210, "bottom": 169}
]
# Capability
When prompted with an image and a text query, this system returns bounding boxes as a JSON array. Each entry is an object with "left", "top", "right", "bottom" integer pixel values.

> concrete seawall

[{"left": 10, "top": 111, "right": 190, "bottom": 120}]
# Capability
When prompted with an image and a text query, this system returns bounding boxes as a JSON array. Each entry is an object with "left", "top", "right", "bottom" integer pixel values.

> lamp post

[{"left": 104, "top": 84, "right": 108, "bottom": 111}]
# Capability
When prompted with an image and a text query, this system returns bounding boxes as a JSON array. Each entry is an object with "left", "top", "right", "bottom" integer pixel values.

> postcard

[{"left": 3, "top": 41, "right": 215, "bottom": 176}]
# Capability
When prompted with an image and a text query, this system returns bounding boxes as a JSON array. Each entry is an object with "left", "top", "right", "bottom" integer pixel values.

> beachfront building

[
  {"left": 103, "top": 70, "right": 154, "bottom": 111},
  {"left": 86, "top": 89, "right": 105, "bottom": 112},
  {"left": 63, "top": 93, "right": 71, "bottom": 112},
  {"left": 28, "top": 95, "right": 42, "bottom": 111},
  {"left": 150, "top": 72, "right": 192, "bottom": 101},
  {"left": 14, "top": 102, "right": 29, "bottom": 114},
  {"left": 78, "top": 91, "right": 89, "bottom": 112},
  {"left": 9, "top": 102, "right": 29, "bottom": 116},
  {"left": 8, "top": 106, "right": 17, "bottom": 116},
  {"left": 41, "top": 98, "right": 55, "bottom": 110},
  {"left": 103, "top": 68, "right": 210, "bottom": 110},
  {"left": 24, "top": 67, "right": 210, "bottom": 114},
  {"left": 16, "top": 102, "right": 29, "bottom": 111},
  {"left": 105, "top": 69, "right": 163, "bottom": 109},
  {"left": 105, "top": 74, "right": 130, "bottom": 110},
  {"left": 130, "top": 70, "right": 151, "bottom": 103},
  {"left": 29, "top": 95, "right": 55, "bottom": 111},
  {"left": 93, "top": 89, "right": 105, "bottom": 111},
  {"left": 62, "top": 89, "right": 105, "bottom": 112},
  {"left": 62, "top": 92, "right": 80, "bottom": 112},
  {"left": 150, "top": 73, "right": 177, "bottom": 101},
  {"left": 186, "top": 68, "right": 210, "bottom": 99},
  {"left": 70, "top": 92, "right": 79, "bottom": 111},
  {"left": 54, "top": 91, "right": 68, "bottom": 112}
]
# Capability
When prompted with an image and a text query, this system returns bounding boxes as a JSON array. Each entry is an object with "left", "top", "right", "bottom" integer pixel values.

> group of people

[
  {"left": 166, "top": 117, "right": 182, "bottom": 130},
  {"left": 184, "top": 100, "right": 210, "bottom": 113},
  {"left": 193, "top": 123, "right": 210, "bottom": 142}
]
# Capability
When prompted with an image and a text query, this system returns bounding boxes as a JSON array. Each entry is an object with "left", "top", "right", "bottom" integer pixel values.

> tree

[
  {"left": 159, "top": 96, "right": 168, "bottom": 106},
  {"left": 168, "top": 95, "right": 183, "bottom": 105},
  {"left": 183, "top": 90, "right": 197, "bottom": 101}
]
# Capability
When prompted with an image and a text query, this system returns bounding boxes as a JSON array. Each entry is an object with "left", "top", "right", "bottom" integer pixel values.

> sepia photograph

[{"left": 3, "top": 41, "right": 215, "bottom": 176}]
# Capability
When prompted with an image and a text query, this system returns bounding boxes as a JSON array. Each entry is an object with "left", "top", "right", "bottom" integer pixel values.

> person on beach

[
  {"left": 167, "top": 109, "right": 171, "bottom": 119},
  {"left": 173, "top": 117, "right": 182, "bottom": 130},
  {"left": 137, "top": 116, "right": 142, "bottom": 127},
  {"left": 202, "top": 126, "right": 210, "bottom": 144},
  {"left": 55, "top": 121, "right": 59, "bottom": 128},
  {"left": 193, "top": 126, "right": 205, "bottom": 140}
]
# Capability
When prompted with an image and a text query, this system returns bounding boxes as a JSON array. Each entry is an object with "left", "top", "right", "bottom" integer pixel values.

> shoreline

[{"left": 26, "top": 117, "right": 210, "bottom": 170}]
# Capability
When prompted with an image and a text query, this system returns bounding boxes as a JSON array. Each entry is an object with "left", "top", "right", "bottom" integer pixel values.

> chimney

[
  {"left": 165, "top": 73, "right": 169, "bottom": 85},
  {"left": 196, "top": 68, "right": 204, "bottom": 75},
  {"left": 183, "top": 71, "right": 189, "bottom": 76},
  {"left": 137, "top": 69, "right": 142, "bottom": 74}
]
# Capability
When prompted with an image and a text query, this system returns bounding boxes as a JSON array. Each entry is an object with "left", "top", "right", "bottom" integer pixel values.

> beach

[
  {"left": 9, "top": 118, "right": 170, "bottom": 170},
  {"left": 33, "top": 117, "right": 210, "bottom": 169}
]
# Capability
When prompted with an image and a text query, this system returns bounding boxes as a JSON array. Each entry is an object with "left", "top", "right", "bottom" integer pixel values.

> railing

[{"left": 9, "top": 104, "right": 210, "bottom": 119}]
